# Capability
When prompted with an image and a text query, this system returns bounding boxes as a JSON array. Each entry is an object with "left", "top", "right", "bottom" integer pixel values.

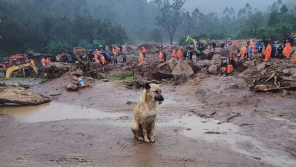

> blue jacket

[
  {"left": 107, "top": 54, "right": 111, "bottom": 59},
  {"left": 123, "top": 54, "right": 126, "bottom": 58},
  {"left": 113, "top": 55, "right": 117, "bottom": 60},
  {"left": 247, "top": 46, "right": 252, "bottom": 53},
  {"left": 256, "top": 43, "right": 260, "bottom": 49}
]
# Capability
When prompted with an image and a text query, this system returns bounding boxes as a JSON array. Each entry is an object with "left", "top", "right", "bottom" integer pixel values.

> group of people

[
  {"left": 92, "top": 45, "right": 127, "bottom": 66},
  {"left": 41, "top": 57, "right": 51, "bottom": 67}
]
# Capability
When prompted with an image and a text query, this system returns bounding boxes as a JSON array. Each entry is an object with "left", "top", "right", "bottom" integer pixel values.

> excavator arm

[
  {"left": 185, "top": 36, "right": 198, "bottom": 52},
  {"left": 6, "top": 60, "right": 38, "bottom": 78}
]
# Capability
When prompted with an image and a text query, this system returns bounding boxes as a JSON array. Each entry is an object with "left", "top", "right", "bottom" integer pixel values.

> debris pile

[
  {"left": 0, "top": 87, "right": 50, "bottom": 105},
  {"left": 239, "top": 59, "right": 296, "bottom": 92}
]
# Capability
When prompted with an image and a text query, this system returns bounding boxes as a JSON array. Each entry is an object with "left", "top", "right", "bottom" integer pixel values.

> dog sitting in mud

[{"left": 131, "top": 83, "right": 164, "bottom": 143}]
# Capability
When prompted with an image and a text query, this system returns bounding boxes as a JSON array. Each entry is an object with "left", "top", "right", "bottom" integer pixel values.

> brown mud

[{"left": 0, "top": 43, "right": 296, "bottom": 166}]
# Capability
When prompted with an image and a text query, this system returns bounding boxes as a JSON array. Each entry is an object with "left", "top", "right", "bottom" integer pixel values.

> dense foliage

[{"left": 179, "top": 0, "right": 296, "bottom": 44}]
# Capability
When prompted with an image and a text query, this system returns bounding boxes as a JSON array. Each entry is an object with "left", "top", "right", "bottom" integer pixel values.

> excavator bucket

[{"left": 6, "top": 60, "right": 38, "bottom": 78}]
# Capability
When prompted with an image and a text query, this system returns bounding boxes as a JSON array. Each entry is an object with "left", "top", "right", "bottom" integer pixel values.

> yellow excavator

[
  {"left": 6, "top": 59, "right": 38, "bottom": 78},
  {"left": 185, "top": 36, "right": 198, "bottom": 52},
  {"left": 73, "top": 47, "right": 87, "bottom": 58}
]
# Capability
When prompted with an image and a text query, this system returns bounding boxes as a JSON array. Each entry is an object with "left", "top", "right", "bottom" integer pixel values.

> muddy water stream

[{"left": 0, "top": 102, "right": 126, "bottom": 123}]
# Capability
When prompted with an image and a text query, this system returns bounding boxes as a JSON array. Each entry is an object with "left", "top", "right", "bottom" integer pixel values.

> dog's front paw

[
  {"left": 144, "top": 138, "right": 150, "bottom": 143},
  {"left": 150, "top": 137, "right": 155, "bottom": 143},
  {"left": 136, "top": 136, "right": 144, "bottom": 141}
]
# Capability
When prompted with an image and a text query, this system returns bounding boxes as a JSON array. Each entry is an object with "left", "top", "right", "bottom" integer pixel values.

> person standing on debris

[
  {"left": 260, "top": 41, "right": 264, "bottom": 53},
  {"left": 240, "top": 45, "right": 247, "bottom": 59},
  {"left": 186, "top": 50, "right": 190, "bottom": 59},
  {"left": 101, "top": 54, "right": 106, "bottom": 65},
  {"left": 213, "top": 42, "right": 216, "bottom": 51},
  {"left": 278, "top": 45, "right": 284, "bottom": 59},
  {"left": 163, "top": 52, "right": 167, "bottom": 62},
  {"left": 142, "top": 46, "right": 146, "bottom": 58},
  {"left": 96, "top": 49, "right": 100, "bottom": 56},
  {"left": 265, "top": 44, "right": 272, "bottom": 62},
  {"left": 159, "top": 51, "right": 163, "bottom": 62},
  {"left": 283, "top": 43, "right": 292, "bottom": 58},
  {"left": 189, "top": 51, "right": 193, "bottom": 61},
  {"left": 177, "top": 49, "right": 182, "bottom": 60},
  {"left": 293, "top": 51, "right": 296, "bottom": 64},
  {"left": 172, "top": 50, "right": 176, "bottom": 58},
  {"left": 41, "top": 58, "right": 46, "bottom": 67},
  {"left": 113, "top": 54, "right": 118, "bottom": 65},
  {"left": 139, "top": 52, "right": 144, "bottom": 64},
  {"left": 256, "top": 42, "right": 260, "bottom": 53},
  {"left": 123, "top": 53, "right": 127, "bottom": 63},
  {"left": 107, "top": 53, "right": 112, "bottom": 63},
  {"left": 247, "top": 44, "right": 252, "bottom": 60},
  {"left": 56, "top": 54, "right": 60, "bottom": 62}
]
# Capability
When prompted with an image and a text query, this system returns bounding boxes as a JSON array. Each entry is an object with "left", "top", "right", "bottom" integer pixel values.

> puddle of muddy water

[
  {"left": 160, "top": 114, "right": 296, "bottom": 167},
  {"left": 0, "top": 102, "right": 126, "bottom": 123}
]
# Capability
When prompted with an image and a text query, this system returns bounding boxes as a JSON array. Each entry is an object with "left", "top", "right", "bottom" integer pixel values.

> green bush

[{"left": 48, "top": 40, "right": 72, "bottom": 55}]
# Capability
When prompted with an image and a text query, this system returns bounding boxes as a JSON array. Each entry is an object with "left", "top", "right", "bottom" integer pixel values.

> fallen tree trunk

[{"left": 0, "top": 87, "right": 51, "bottom": 106}]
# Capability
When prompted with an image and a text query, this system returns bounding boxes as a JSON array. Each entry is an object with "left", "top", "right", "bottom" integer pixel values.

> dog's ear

[{"left": 144, "top": 83, "right": 151, "bottom": 90}]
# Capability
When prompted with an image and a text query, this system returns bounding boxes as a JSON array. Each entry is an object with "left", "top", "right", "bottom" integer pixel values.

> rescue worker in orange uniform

[
  {"left": 41, "top": 58, "right": 46, "bottom": 67},
  {"left": 240, "top": 45, "right": 247, "bottom": 59},
  {"left": 159, "top": 51, "right": 163, "bottom": 62},
  {"left": 96, "top": 49, "right": 100, "bottom": 56},
  {"left": 283, "top": 43, "right": 291, "bottom": 58},
  {"left": 142, "top": 46, "right": 146, "bottom": 58},
  {"left": 293, "top": 51, "right": 296, "bottom": 64},
  {"left": 177, "top": 49, "right": 182, "bottom": 60},
  {"left": 265, "top": 44, "right": 272, "bottom": 62},
  {"left": 172, "top": 50, "right": 176, "bottom": 58},
  {"left": 249, "top": 39, "right": 255, "bottom": 53},
  {"left": 101, "top": 54, "right": 106, "bottom": 65},
  {"left": 139, "top": 52, "right": 144, "bottom": 64}
]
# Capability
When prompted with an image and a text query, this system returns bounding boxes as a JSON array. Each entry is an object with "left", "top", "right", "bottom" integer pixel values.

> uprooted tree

[{"left": 155, "top": 0, "right": 186, "bottom": 44}]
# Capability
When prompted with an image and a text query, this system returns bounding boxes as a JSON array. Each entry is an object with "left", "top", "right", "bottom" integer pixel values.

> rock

[
  {"left": 66, "top": 84, "right": 79, "bottom": 91},
  {"left": 202, "top": 50, "right": 215, "bottom": 60},
  {"left": 0, "top": 87, "right": 50, "bottom": 105},
  {"left": 210, "top": 54, "right": 221, "bottom": 66},
  {"left": 254, "top": 85, "right": 268, "bottom": 92},
  {"left": 290, "top": 68, "right": 296, "bottom": 75},
  {"left": 187, "top": 61, "right": 202, "bottom": 73},
  {"left": 0, "top": 81, "right": 5, "bottom": 87},
  {"left": 256, "top": 62, "right": 266, "bottom": 71},
  {"left": 194, "top": 73, "right": 207, "bottom": 79},
  {"left": 103, "top": 79, "right": 109, "bottom": 82},
  {"left": 20, "top": 84, "right": 30, "bottom": 89},
  {"left": 243, "top": 60, "right": 256, "bottom": 68},
  {"left": 283, "top": 69, "right": 290, "bottom": 74},
  {"left": 172, "top": 60, "right": 194, "bottom": 77},
  {"left": 168, "top": 58, "right": 178, "bottom": 71},
  {"left": 208, "top": 65, "right": 218, "bottom": 75},
  {"left": 291, "top": 74, "right": 296, "bottom": 79},
  {"left": 153, "top": 62, "right": 174, "bottom": 80},
  {"left": 196, "top": 60, "right": 210, "bottom": 67}
]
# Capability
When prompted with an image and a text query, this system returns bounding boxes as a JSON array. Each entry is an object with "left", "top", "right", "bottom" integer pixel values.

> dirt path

[{"left": 0, "top": 75, "right": 296, "bottom": 167}]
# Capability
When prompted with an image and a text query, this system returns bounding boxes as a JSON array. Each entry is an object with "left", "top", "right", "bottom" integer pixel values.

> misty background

[{"left": 0, "top": 0, "right": 296, "bottom": 56}]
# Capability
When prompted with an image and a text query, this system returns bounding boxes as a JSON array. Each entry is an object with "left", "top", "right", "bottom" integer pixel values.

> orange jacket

[
  {"left": 283, "top": 43, "right": 291, "bottom": 58},
  {"left": 93, "top": 53, "right": 98, "bottom": 60},
  {"left": 265, "top": 45, "right": 271, "bottom": 62},
  {"left": 294, "top": 51, "right": 296, "bottom": 64},
  {"left": 159, "top": 51, "right": 163, "bottom": 61},
  {"left": 139, "top": 52, "right": 144, "bottom": 63},
  {"left": 96, "top": 49, "right": 100, "bottom": 56},
  {"left": 172, "top": 50, "right": 176, "bottom": 57},
  {"left": 142, "top": 47, "right": 146, "bottom": 53},
  {"left": 101, "top": 55, "right": 106, "bottom": 64},
  {"left": 41, "top": 58, "right": 46, "bottom": 66},
  {"left": 177, "top": 49, "right": 182, "bottom": 58}
]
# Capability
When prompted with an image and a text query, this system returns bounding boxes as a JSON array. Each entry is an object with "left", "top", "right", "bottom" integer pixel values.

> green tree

[
  {"left": 48, "top": 40, "right": 72, "bottom": 55},
  {"left": 155, "top": 0, "right": 186, "bottom": 44}
]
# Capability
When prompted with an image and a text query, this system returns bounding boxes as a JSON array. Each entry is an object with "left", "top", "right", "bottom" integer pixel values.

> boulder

[
  {"left": 187, "top": 61, "right": 202, "bottom": 73},
  {"left": 210, "top": 54, "right": 221, "bottom": 66},
  {"left": 291, "top": 74, "right": 296, "bottom": 79},
  {"left": 168, "top": 58, "right": 178, "bottom": 71},
  {"left": 202, "top": 50, "right": 215, "bottom": 60},
  {"left": 153, "top": 62, "right": 174, "bottom": 80},
  {"left": 0, "top": 87, "right": 50, "bottom": 105},
  {"left": 172, "top": 60, "right": 194, "bottom": 77},
  {"left": 208, "top": 65, "right": 218, "bottom": 75}
]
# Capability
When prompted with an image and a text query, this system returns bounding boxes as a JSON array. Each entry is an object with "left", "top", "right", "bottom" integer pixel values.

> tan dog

[{"left": 131, "top": 83, "right": 164, "bottom": 143}]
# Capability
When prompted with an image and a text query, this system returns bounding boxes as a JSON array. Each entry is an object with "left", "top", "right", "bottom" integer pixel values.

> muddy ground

[
  {"left": 1, "top": 43, "right": 296, "bottom": 167},
  {"left": 0, "top": 73, "right": 296, "bottom": 167}
]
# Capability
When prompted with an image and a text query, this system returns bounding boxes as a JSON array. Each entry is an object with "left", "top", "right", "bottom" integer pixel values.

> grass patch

[
  {"left": 4, "top": 78, "right": 47, "bottom": 83},
  {"left": 107, "top": 73, "right": 134, "bottom": 81}
]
